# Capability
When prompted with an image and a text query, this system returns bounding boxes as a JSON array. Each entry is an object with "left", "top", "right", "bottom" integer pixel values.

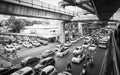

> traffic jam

[{"left": 0, "top": 32, "right": 110, "bottom": 75}]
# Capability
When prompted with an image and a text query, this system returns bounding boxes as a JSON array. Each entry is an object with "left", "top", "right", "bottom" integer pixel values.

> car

[
  {"left": 11, "top": 67, "right": 34, "bottom": 75},
  {"left": 39, "top": 57, "right": 55, "bottom": 66},
  {"left": 88, "top": 44, "right": 97, "bottom": 51},
  {"left": 84, "top": 36, "right": 92, "bottom": 43},
  {"left": 64, "top": 42, "right": 72, "bottom": 47},
  {"left": 56, "top": 47, "right": 69, "bottom": 57},
  {"left": 21, "top": 56, "right": 40, "bottom": 67},
  {"left": 98, "top": 42, "right": 107, "bottom": 49},
  {"left": 4, "top": 44, "right": 16, "bottom": 53},
  {"left": 72, "top": 53, "right": 85, "bottom": 64},
  {"left": 31, "top": 41, "right": 41, "bottom": 47},
  {"left": 55, "top": 45, "right": 68, "bottom": 52},
  {"left": 23, "top": 42, "right": 33, "bottom": 48},
  {"left": 1, "top": 68, "right": 20, "bottom": 75},
  {"left": 58, "top": 71, "right": 72, "bottom": 75},
  {"left": 41, "top": 50, "right": 55, "bottom": 58},
  {"left": 82, "top": 42, "right": 90, "bottom": 48},
  {"left": 73, "top": 46, "right": 83, "bottom": 55},
  {"left": 40, "top": 65, "right": 57, "bottom": 75},
  {"left": 70, "top": 40, "right": 77, "bottom": 44},
  {"left": 36, "top": 39, "right": 48, "bottom": 45},
  {"left": 11, "top": 43, "right": 21, "bottom": 50}
]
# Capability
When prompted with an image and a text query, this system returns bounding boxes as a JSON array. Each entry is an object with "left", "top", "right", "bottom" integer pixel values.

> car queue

[{"left": 0, "top": 33, "right": 110, "bottom": 75}]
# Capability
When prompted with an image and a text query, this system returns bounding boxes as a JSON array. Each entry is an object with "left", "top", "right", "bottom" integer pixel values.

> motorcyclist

[
  {"left": 66, "top": 61, "right": 71, "bottom": 72},
  {"left": 83, "top": 64, "right": 86, "bottom": 69}
]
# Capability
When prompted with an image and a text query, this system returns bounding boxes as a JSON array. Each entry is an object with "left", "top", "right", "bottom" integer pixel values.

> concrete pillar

[
  {"left": 58, "top": 21, "right": 65, "bottom": 44},
  {"left": 78, "top": 22, "right": 83, "bottom": 35}
]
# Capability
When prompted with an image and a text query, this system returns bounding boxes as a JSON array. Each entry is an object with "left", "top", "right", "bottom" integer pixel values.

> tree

[{"left": 10, "top": 20, "right": 25, "bottom": 33}]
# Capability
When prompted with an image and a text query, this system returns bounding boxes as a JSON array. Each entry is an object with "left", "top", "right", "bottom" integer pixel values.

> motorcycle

[
  {"left": 89, "top": 58, "right": 94, "bottom": 68},
  {"left": 80, "top": 68, "right": 87, "bottom": 75}
]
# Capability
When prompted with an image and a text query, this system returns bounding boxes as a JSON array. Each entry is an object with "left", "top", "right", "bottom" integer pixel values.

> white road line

[{"left": 99, "top": 49, "right": 108, "bottom": 75}]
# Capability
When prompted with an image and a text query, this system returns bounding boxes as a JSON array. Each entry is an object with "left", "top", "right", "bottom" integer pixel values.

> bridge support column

[
  {"left": 58, "top": 21, "right": 65, "bottom": 44},
  {"left": 78, "top": 22, "right": 83, "bottom": 36}
]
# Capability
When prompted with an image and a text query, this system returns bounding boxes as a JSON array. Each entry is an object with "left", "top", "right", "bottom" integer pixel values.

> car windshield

[
  {"left": 76, "top": 48, "right": 79, "bottom": 50},
  {"left": 60, "top": 48, "right": 66, "bottom": 52}
]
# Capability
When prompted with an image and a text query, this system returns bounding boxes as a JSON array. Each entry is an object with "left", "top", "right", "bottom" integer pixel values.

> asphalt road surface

[{"left": 13, "top": 38, "right": 106, "bottom": 75}]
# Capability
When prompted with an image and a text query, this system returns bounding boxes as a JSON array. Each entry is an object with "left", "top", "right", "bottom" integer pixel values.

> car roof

[
  {"left": 41, "top": 57, "right": 53, "bottom": 61},
  {"left": 11, "top": 67, "right": 32, "bottom": 75},
  {"left": 21, "top": 57, "right": 33, "bottom": 62},
  {"left": 42, "top": 65, "right": 55, "bottom": 72}
]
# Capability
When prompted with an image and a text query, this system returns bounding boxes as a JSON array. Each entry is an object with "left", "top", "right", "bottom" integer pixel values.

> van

[
  {"left": 11, "top": 67, "right": 34, "bottom": 75},
  {"left": 40, "top": 65, "right": 57, "bottom": 75}
]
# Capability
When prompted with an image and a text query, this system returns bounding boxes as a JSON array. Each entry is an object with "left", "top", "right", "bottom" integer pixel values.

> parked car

[
  {"left": 37, "top": 39, "right": 48, "bottom": 45},
  {"left": 88, "top": 44, "right": 97, "bottom": 51},
  {"left": 39, "top": 57, "right": 55, "bottom": 66},
  {"left": 41, "top": 50, "right": 55, "bottom": 58},
  {"left": 82, "top": 42, "right": 90, "bottom": 48},
  {"left": 21, "top": 56, "right": 40, "bottom": 67},
  {"left": 11, "top": 43, "right": 21, "bottom": 50},
  {"left": 58, "top": 71, "right": 72, "bottom": 75},
  {"left": 72, "top": 53, "right": 85, "bottom": 64},
  {"left": 23, "top": 42, "right": 33, "bottom": 48},
  {"left": 84, "top": 36, "right": 92, "bottom": 43},
  {"left": 73, "top": 46, "right": 83, "bottom": 55},
  {"left": 4, "top": 45, "right": 16, "bottom": 53},
  {"left": 64, "top": 42, "right": 72, "bottom": 47},
  {"left": 31, "top": 41, "right": 41, "bottom": 47},
  {"left": 40, "top": 65, "right": 57, "bottom": 75},
  {"left": 56, "top": 47, "right": 69, "bottom": 57},
  {"left": 11, "top": 67, "right": 34, "bottom": 75}
]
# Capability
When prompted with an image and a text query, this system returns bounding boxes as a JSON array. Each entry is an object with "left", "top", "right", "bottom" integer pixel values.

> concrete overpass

[{"left": 0, "top": 0, "right": 78, "bottom": 21}]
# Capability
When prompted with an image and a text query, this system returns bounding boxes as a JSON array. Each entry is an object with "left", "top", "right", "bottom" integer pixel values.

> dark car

[
  {"left": 39, "top": 57, "right": 55, "bottom": 66},
  {"left": 21, "top": 57, "right": 40, "bottom": 67},
  {"left": 0, "top": 67, "right": 20, "bottom": 75}
]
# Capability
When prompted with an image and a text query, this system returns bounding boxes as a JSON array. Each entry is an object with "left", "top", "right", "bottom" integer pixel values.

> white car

[
  {"left": 64, "top": 42, "right": 72, "bottom": 47},
  {"left": 4, "top": 45, "right": 16, "bottom": 52},
  {"left": 82, "top": 42, "right": 90, "bottom": 48},
  {"left": 58, "top": 71, "right": 72, "bottom": 75},
  {"left": 55, "top": 45, "right": 68, "bottom": 52},
  {"left": 40, "top": 65, "right": 57, "bottom": 75},
  {"left": 23, "top": 42, "right": 32, "bottom": 48},
  {"left": 41, "top": 50, "right": 55, "bottom": 58},
  {"left": 56, "top": 48, "right": 69, "bottom": 57},
  {"left": 12, "top": 43, "right": 21, "bottom": 50},
  {"left": 31, "top": 41, "right": 41, "bottom": 47},
  {"left": 72, "top": 53, "right": 85, "bottom": 64},
  {"left": 98, "top": 42, "right": 107, "bottom": 49},
  {"left": 73, "top": 46, "right": 83, "bottom": 55},
  {"left": 88, "top": 44, "right": 96, "bottom": 51},
  {"left": 84, "top": 36, "right": 92, "bottom": 43}
]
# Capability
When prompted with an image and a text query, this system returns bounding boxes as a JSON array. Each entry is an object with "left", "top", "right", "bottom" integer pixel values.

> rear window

[{"left": 41, "top": 71, "right": 47, "bottom": 75}]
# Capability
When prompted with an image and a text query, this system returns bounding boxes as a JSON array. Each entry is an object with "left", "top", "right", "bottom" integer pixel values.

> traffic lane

[
  {"left": 12, "top": 43, "right": 58, "bottom": 66},
  {"left": 87, "top": 48, "right": 107, "bottom": 75},
  {"left": 54, "top": 43, "right": 107, "bottom": 75},
  {"left": 54, "top": 38, "right": 84, "bottom": 73}
]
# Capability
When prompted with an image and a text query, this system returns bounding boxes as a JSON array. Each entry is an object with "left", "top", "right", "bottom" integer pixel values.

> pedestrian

[
  {"left": 67, "top": 61, "right": 71, "bottom": 70},
  {"left": 83, "top": 64, "right": 86, "bottom": 69}
]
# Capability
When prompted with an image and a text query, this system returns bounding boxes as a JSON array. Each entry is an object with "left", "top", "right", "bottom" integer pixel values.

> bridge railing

[
  {"left": 99, "top": 31, "right": 120, "bottom": 75},
  {"left": 1, "top": 0, "right": 78, "bottom": 16}
]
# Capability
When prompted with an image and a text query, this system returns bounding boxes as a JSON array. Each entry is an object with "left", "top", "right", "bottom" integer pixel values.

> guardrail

[
  {"left": 112, "top": 31, "right": 120, "bottom": 75},
  {"left": 99, "top": 31, "right": 120, "bottom": 75},
  {"left": 1, "top": 0, "right": 78, "bottom": 16}
]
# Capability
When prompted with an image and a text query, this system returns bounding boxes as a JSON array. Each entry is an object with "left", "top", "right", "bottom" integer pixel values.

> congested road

[{"left": 14, "top": 38, "right": 107, "bottom": 75}]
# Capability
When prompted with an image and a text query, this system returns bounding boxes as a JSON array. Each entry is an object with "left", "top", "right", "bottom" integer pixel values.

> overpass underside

[{"left": 0, "top": 0, "right": 73, "bottom": 21}]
